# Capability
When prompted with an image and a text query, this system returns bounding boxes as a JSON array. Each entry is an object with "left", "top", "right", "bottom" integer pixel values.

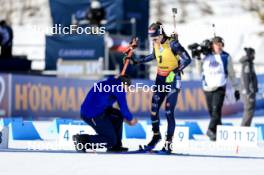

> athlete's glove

[
  {"left": 234, "top": 90, "right": 240, "bottom": 101},
  {"left": 172, "top": 65, "right": 184, "bottom": 76},
  {"left": 171, "top": 33, "right": 178, "bottom": 41},
  {"left": 122, "top": 54, "right": 139, "bottom": 65}
]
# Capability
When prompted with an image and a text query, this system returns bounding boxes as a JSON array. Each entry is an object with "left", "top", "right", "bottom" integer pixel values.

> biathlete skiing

[
  {"left": 133, "top": 21, "right": 192, "bottom": 153},
  {"left": 73, "top": 75, "right": 138, "bottom": 153}
]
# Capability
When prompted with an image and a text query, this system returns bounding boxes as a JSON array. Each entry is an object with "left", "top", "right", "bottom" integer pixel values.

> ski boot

[
  {"left": 140, "top": 132, "right": 161, "bottom": 151},
  {"left": 206, "top": 129, "right": 216, "bottom": 141},
  {"left": 72, "top": 134, "right": 90, "bottom": 153},
  {"left": 160, "top": 136, "right": 173, "bottom": 154}
]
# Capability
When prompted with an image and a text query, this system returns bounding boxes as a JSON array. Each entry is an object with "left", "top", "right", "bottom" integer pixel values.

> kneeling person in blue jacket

[{"left": 73, "top": 75, "right": 138, "bottom": 153}]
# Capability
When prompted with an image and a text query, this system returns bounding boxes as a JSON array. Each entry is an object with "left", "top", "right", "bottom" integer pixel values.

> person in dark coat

[{"left": 240, "top": 47, "right": 258, "bottom": 126}]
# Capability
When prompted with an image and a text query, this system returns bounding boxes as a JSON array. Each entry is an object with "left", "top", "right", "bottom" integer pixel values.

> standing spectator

[
  {"left": 72, "top": 0, "right": 106, "bottom": 28},
  {"left": 240, "top": 47, "right": 258, "bottom": 126},
  {"left": 199, "top": 36, "right": 240, "bottom": 141},
  {"left": 0, "top": 20, "right": 13, "bottom": 58},
  {"left": 87, "top": 0, "right": 106, "bottom": 26}
]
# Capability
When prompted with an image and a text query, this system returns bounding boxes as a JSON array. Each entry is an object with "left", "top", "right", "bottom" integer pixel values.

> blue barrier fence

[{"left": 2, "top": 118, "right": 264, "bottom": 141}]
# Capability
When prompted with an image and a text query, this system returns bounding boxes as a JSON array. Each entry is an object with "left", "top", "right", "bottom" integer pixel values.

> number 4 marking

[{"left": 64, "top": 130, "right": 69, "bottom": 141}]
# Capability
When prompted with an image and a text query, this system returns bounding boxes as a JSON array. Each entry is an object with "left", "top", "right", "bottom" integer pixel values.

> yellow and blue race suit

[{"left": 138, "top": 38, "right": 191, "bottom": 139}]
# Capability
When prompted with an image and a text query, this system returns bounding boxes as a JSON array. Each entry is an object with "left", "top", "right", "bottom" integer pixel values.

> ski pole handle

[{"left": 120, "top": 37, "right": 138, "bottom": 76}]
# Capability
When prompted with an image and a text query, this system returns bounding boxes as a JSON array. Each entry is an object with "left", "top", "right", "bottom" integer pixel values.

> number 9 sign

[{"left": 174, "top": 126, "right": 189, "bottom": 144}]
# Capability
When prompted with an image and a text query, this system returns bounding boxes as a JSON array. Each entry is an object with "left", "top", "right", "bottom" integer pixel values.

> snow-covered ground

[{"left": 0, "top": 151, "right": 263, "bottom": 175}]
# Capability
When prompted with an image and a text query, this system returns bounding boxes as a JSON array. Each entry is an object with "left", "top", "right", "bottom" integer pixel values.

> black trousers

[
  {"left": 0, "top": 45, "right": 12, "bottom": 58},
  {"left": 241, "top": 93, "right": 256, "bottom": 126},
  {"left": 204, "top": 87, "right": 226, "bottom": 133},
  {"left": 81, "top": 107, "right": 123, "bottom": 148}
]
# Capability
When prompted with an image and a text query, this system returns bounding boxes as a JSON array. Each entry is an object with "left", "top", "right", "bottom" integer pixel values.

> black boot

[
  {"left": 143, "top": 132, "right": 161, "bottom": 151},
  {"left": 72, "top": 134, "right": 90, "bottom": 153},
  {"left": 206, "top": 129, "right": 216, "bottom": 141},
  {"left": 160, "top": 136, "right": 173, "bottom": 154}
]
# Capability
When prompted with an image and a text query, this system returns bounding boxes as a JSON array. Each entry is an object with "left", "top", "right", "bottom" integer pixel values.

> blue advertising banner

[
  {"left": 127, "top": 80, "right": 210, "bottom": 118},
  {"left": 11, "top": 75, "right": 94, "bottom": 120},
  {"left": 255, "top": 75, "right": 264, "bottom": 110},
  {"left": 45, "top": 34, "right": 105, "bottom": 70},
  {"left": 1, "top": 74, "right": 264, "bottom": 120},
  {"left": 49, "top": 0, "right": 123, "bottom": 32}
]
